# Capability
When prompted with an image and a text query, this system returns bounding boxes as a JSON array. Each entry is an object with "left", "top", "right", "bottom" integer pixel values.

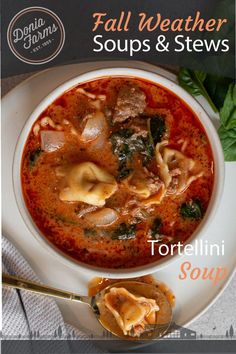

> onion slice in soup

[
  {"left": 81, "top": 111, "right": 107, "bottom": 142},
  {"left": 85, "top": 208, "right": 118, "bottom": 227},
  {"left": 40, "top": 130, "right": 65, "bottom": 152}
]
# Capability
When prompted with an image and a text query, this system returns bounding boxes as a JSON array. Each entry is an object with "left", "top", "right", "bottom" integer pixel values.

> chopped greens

[
  {"left": 148, "top": 115, "right": 166, "bottom": 146},
  {"left": 110, "top": 129, "right": 133, "bottom": 180},
  {"left": 117, "top": 167, "right": 133, "bottom": 180},
  {"left": 180, "top": 199, "right": 203, "bottom": 220},
  {"left": 141, "top": 115, "right": 167, "bottom": 164},
  {"left": 150, "top": 217, "right": 162, "bottom": 240},
  {"left": 111, "top": 223, "right": 136, "bottom": 240},
  {"left": 84, "top": 228, "right": 98, "bottom": 237},
  {"left": 113, "top": 128, "right": 134, "bottom": 139},
  {"left": 28, "top": 148, "right": 42, "bottom": 168},
  {"left": 110, "top": 116, "right": 166, "bottom": 177}
]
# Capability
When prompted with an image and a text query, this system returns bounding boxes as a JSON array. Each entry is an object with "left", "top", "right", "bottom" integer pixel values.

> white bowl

[{"left": 13, "top": 67, "right": 225, "bottom": 278}]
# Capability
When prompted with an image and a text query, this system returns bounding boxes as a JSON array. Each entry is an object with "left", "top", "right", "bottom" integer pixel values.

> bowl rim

[{"left": 12, "top": 67, "right": 225, "bottom": 278}]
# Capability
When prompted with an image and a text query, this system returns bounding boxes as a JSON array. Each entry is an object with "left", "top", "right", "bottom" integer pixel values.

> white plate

[{"left": 2, "top": 61, "right": 236, "bottom": 339}]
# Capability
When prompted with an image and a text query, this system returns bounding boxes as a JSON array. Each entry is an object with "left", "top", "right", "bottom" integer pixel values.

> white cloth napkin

[{"left": 2, "top": 235, "right": 106, "bottom": 353}]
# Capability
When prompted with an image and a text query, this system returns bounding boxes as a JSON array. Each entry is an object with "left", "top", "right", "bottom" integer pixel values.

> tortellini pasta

[
  {"left": 123, "top": 170, "right": 152, "bottom": 199},
  {"left": 123, "top": 169, "right": 165, "bottom": 205},
  {"left": 58, "top": 162, "right": 117, "bottom": 206},
  {"left": 142, "top": 184, "right": 166, "bottom": 206},
  {"left": 104, "top": 287, "right": 159, "bottom": 337},
  {"left": 155, "top": 140, "right": 203, "bottom": 195}
]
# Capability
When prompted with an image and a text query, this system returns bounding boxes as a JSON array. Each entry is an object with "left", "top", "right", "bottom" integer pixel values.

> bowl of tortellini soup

[{"left": 13, "top": 68, "right": 224, "bottom": 277}]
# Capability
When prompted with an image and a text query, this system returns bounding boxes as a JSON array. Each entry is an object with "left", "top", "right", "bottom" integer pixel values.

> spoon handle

[{"left": 2, "top": 273, "right": 91, "bottom": 305}]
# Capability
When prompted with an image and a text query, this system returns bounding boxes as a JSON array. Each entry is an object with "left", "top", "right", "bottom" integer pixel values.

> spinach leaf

[
  {"left": 150, "top": 217, "right": 162, "bottom": 240},
  {"left": 219, "top": 83, "right": 236, "bottom": 129},
  {"left": 218, "top": 125, "right": 236, "bottom": 161},
  {"left": 148, "top": 115, "right": 166, "bottom": 146},
  {"left": 218, "top": 83, "right": 236, "bottom": 161},
  {"left": 28, "top": 148, "right": 42, "bottom": 168},
  {"left": 118, "top": 167, "right": 133, "bottom": 180},
  {"left": 111, "top": 223, "right": 136, "bottom": 240},
  {"left": 178, "top": 69, "right": 206, "bottom": 95},
  {"left": 179, "top": 68, "right": 236, "bottom": 161},
  {"left": 132, "top": 135, "right": 153, "bottom": 165},
  {"left": 110, "top": 116, "right": 166, "bottom": 175},
  {"left": 110, "top": 129, "right": 133, "bottom": 180},
  {"left": 84, "top": 228, "right": 98, "bottom": 237},
  {"left": 132, "top": 115, "right": 166, "bottom": 165},
  {"left": 180, "top": 199, "right": 203, "bottom": 220},
  {"left": 203, "top": 75, "right": 233, "bottom": 110},
  {"left": 110, "top": 128, "right": 153, "bottom": 177},
  {"left": 178, "top": 68, "right": 218, "bottom": 112}
]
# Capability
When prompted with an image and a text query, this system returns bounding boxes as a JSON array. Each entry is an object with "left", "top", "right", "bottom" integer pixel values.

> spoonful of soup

[{"left": 2, "top": 274, "right": 173, "bottom": 339}]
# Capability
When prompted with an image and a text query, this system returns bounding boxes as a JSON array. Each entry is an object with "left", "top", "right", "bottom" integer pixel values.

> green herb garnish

[
  {"left": 150, "top": 217, "right": 162, "bottom": 240},
  {"left": 133, "top": 115, "right": 167, "bottom": 165},
  {"left": 84, "top": 228, "right": 97, "bottom": 237},
  {"left": 111, "top": 223, "right": 136, "bottom": 240},
  {"left": 110, "top": 117, "right": 166, "bottom": 175},
  {"left": 148, "top": 115, "right": 166, "bottom": 146},
  {"left": 28, "top": 148, "right": 42, "bottom": 168},
  {"left": 110, "top": 129, "right": 133, "bottom": 180},
  {"left": 130, "top": 135, "right": 153, "bottom": 165},
  {"left": 118, "top": 167, "right": 133, "bottom": 180},
  {"left": 180, "top": 199, "right": 203, "bottom": 220}
]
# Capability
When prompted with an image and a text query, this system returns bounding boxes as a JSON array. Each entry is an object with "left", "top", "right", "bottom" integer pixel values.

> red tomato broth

[{"left": 21, "top": 77, "right": 214, "bottom": 268}]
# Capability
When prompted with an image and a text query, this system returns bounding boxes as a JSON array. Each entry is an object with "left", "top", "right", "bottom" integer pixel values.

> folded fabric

[{"left": 2, "top": 235, "right": 106, "bottom": 353}]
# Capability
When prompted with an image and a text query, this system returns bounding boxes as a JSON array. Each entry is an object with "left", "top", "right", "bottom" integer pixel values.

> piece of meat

[
  {"left": 113, "top": 85, "right": 146, "bottom": 123},
  {"left": 125, "top": 116, "right": 149, "bottom": 138}
]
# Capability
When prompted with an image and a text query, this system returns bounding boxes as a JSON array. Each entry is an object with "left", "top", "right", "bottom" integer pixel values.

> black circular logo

[{"left": 7, "top": 7, "right": 65, "bottom": 65}]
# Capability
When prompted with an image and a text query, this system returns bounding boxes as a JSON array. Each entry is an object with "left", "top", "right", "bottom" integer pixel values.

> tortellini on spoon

[
  {"left": 57, "top": 162, "right": 118, "bottom": 206},
  {"left": 104, "top": 287, "right": 159, "bottom": 337}
]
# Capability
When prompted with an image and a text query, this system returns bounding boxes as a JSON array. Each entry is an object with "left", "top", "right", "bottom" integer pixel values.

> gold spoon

[{"left": 2, "top": 273, "right": 172, "bottom": 340}]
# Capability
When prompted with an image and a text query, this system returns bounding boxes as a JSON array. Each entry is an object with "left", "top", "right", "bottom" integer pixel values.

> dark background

[{"left": 1, "top": 0, "right": 235, "bottom": 78}]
